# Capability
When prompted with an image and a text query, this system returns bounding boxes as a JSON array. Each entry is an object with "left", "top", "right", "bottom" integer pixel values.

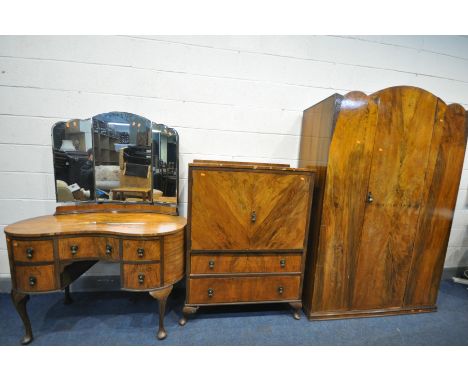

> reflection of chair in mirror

[
  {"left": 54, "top": 149, "right": 93, "bottom": 201},
  {"left": 111, "top": 147, "right": 152, "bottom": 202},
  {"left": 56, "top": 180, "right": 89, "bottom": 201},
  {"left": 56, "top": 180, "right": 74, "bottom": 202},
  {"left": 53, "top": 150, "right": 88, "bottom": 185}
]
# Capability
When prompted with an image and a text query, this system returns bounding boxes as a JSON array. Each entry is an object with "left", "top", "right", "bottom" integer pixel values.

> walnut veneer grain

[
  {"left": 181, "top": 161, "right": 314, "bottom": 324},
  {"left": 5, "top": 208, "right": 186, "bottom": 343},
  {"left": 300, "top": 86, "right": 467, "bottom": 320}
]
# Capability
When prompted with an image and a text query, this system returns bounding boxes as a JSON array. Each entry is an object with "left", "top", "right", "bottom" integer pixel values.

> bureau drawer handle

[
  {"left": 208, "top": 260, "right": 215, "bottom": 269},
  {"left": 70, "top": 245, "right": 79, "bottom": 256},
  {"left": 137, "top": 248, "right": 145, "bottom": 258},
  {"left": 138, "top": 274, "right": 145, "bottom": 284},
  {"left": 280, "top": 259, "right": 286, "bottom": 268},
  {"left": 29, "top": 276, "right": 37, "bottom": 287},
  {"left": 105, "top": 244, "right": 112, "bottom": 256},
  {"left": 278, "top": 286, "right": 284, "bottom": 295},
  {"left": 26, "top": 247, "right": 34, "bottom": 259},
  {"left": 207, "top": 288, "right": 214, "bottom": 298},
  {"left": 251, "top": 211, "right": 257, "bottom": 223}
]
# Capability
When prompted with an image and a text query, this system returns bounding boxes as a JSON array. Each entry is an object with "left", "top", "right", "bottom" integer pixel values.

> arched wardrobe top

[{"left": 300, "top": 86, "right": 467, "bottom": 168}]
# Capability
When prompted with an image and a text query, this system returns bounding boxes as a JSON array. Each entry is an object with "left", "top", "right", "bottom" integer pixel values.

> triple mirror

[{"left": 52, "top": 112, "right": 178, "bottom": 208}]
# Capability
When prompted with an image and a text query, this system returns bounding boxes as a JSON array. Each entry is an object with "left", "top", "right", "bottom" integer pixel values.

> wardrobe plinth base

[{"left": 306, "top": 306, "right": 437, "bottom": 321}]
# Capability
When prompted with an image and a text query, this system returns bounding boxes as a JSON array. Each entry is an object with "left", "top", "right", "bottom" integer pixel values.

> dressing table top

[{"left": 5, "top": 212, "right": 186, "bottom": 237}]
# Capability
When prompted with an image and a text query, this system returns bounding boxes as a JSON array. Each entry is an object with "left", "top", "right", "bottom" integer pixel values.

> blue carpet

[{"left": 0, "top": 280, "right": 467, "bottom": 345}]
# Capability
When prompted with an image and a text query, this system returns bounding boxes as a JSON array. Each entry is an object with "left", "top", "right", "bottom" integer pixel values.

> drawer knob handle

[
  {"left": 138, "top": 274, "right": 145, "bottom": 284},
  {"left": 280, "top": 259, "right": 286, "bottom": 268},
  {"left": 105, "top": 244, "right": 112, "bottom": 256},
  {"left": 137, "top": 248, "right": 145, "bottom": 258},
  {"left": 70, "top": 245, "right": 79, "bottom": 256},
  {"left": 251, "top": 211, "right": 257, "bottom": 223},
  {"left": 367, "top": 191, "right": 374, "bottom": 204},
  {"left": 207, "top": 288, "right": 214, "bottom": 297},
  {"left": 29, "top": 276, "right": 37, "bottom": 286},
  {"left": 278, "top": 286, "right": 284, "bottom": 295},
  {"left": 26, "top": 247, "right": 34, "bottom": 259},
  {"left": 208, "top": 260, "right": 215, "bottom": 269}
]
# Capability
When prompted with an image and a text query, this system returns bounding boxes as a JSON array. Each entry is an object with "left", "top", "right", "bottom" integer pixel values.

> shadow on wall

[
  {"left": 452, "top": 228, "right": 468, "bottom": 271},
  {"left": 457, "top": 249, "right": 468, "bottom": 267}
]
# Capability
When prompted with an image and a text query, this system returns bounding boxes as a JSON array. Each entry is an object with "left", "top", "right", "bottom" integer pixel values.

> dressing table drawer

[
  {"left": 188, "top": 275, "right": 301, "bottom": 304},
  {"left": 58, "top": 237, "right": 120, "bottom": 260},
  {"left": 122, "top": 239, "right": 160, "bottom": 261},
  {"left": 122, "top": 263, "right": 161, "bottom": 290},
  {"left": 14, "top": 264, "right": 57, "bottom": 292},
  {"left": 190, "top": 253, "right": 302, "bottom": 274},
  {"left": 12, "top": 239, "right": 54, "bottom": 263}
]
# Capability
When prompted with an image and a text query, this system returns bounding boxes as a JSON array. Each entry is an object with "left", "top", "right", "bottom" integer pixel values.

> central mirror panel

[
  {"left": 93, "top": 112, "right": 152, "bottom": 202},
  {"left": 52, "top": 111, "right": 179, "bottom": 209}
]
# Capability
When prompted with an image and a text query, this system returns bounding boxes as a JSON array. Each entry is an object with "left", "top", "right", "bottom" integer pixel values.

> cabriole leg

[
  {"left": 150, "top": 285, "right": 173, "bottom": 340},
  {"left": 64, "top": 285, "right": 73, "bottom": 305},
  {"left": 289, "top": 302, "right": 302, "bottom": 320},
  {"left": 11, "top": 290, "right": 33, "bottom": 345},
  {"left": 178, "top": 305, "right": 199, "bottom": 326}
]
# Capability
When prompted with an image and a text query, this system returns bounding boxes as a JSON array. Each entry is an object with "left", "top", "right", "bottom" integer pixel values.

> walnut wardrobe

[{"left": 300, "top": 86, "right": 467, "bottom": 320}]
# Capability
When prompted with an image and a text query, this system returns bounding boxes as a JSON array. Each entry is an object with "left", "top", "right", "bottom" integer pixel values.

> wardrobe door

[
  {"left": 351, "top": 87, "right": 438, "bottom": 310},
  {"left": 404, "top": 102, "right": 467, "bottom": 307},
  {"left": 190, "top": 169, "right": 252, "bottom": 250},
  {"left": 250, "top": 171, "right": 311, "bottom": 250},
  {"left": 311, "top": 92, "right": 378, "bottom": 313}
]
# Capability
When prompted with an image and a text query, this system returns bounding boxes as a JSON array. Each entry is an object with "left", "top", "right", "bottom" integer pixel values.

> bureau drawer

[
  {"left": 14, "top": 264, "right": 57, "bottom": 292},
  {"left": 122, "top": 239, "right": 160, "bottom": 261},
  {"left": 122, "top": 263, "right": 161, "bottom": 290},
  {"left": 12, "top": 239, "right": 54, "bottom": 263},
  {"left": 188, "top": 275, "right": 301, "bottom": 304},
  {"left": 58, "top": 237, "right": 120, "bottom": 261},
  {"left": 190, "top": 253, "right": 302, "bottom": 274}
]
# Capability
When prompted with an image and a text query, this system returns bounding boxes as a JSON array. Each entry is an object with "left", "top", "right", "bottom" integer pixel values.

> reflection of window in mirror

[{"left": 52, "top": 119, "right": 95, "bottom": 202}]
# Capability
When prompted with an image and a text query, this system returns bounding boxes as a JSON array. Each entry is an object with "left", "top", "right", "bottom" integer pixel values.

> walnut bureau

[
  {"left": 5, "top": 204, "right": 186, "bottom": 344},
  {"left": 179, "top": 160, "right": 315, "bottom": 324}
]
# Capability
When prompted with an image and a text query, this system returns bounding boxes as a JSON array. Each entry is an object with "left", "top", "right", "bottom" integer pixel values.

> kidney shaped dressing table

[{"left": 5, "top": 112, "right": 185, "bottom": 344}]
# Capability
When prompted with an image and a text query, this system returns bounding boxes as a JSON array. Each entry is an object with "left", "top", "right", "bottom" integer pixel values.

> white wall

[{"left": 1, "top": 35, "right": 468, "bottom": 278}]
